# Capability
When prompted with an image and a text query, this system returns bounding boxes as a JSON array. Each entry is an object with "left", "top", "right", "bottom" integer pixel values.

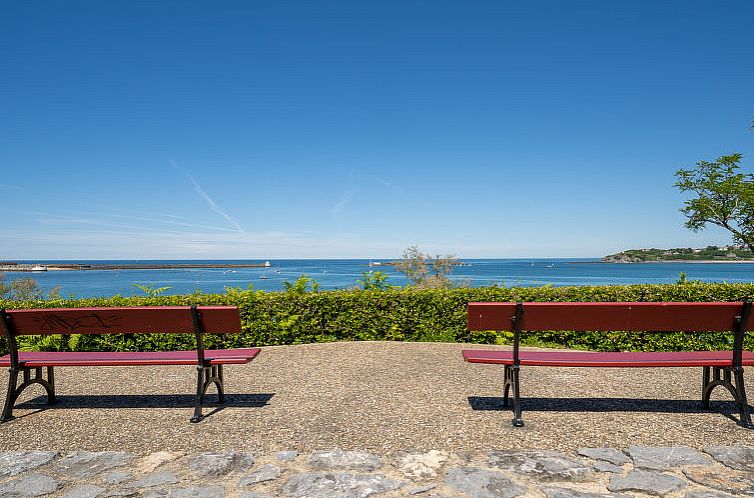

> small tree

[
  {"left": 357, "top": 271, "right": 390, "bottom": 290},
  {"left": 393, "top": 245, "right": 461, "bottom": 289},
  {"left": 282, "top": 275, "right": 320, "bottom": 294},
  {"left": 674, "top": 153, "right": 754, "bottom": 252},
  {"left": 0, "top": 274, "right": 60, "bottom": 300}
]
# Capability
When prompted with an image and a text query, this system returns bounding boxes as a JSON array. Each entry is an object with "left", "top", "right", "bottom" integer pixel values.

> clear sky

[{"left": 2, "top": 1, "right": 753, "bottom": 259}]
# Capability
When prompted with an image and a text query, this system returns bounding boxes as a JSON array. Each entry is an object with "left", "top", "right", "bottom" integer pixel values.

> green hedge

[{"left": 2, "top": 282, "right": 754, "bottom": 355}]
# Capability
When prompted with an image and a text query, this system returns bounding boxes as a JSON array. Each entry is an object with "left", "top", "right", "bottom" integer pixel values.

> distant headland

[{"left": 603, "top": 246, "right": 754, "bottom": 263}]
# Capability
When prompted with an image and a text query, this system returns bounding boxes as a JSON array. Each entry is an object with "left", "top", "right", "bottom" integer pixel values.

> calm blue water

[{"left": 4, "top": 259, "right": 754, "bottom": 298}]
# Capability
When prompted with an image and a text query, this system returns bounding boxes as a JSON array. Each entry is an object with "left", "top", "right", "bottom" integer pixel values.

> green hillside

[{"left": 603, "top": 246, "right": 754, "bottom": 262}]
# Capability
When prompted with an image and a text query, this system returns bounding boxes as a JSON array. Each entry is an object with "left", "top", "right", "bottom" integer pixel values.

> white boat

[
  {"left": 259, "top": 274, "right": 269, "bottom": 280},
  {"left": 263, "top": 261, "right": 271, "bottom": 267},
  {"left": 31, "top": 265, "right": 47, "bottom": 272}
]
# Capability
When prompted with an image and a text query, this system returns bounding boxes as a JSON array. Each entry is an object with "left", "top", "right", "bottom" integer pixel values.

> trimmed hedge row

[{"left": 2, "top": 282, "right": 754, "bottom": 355}]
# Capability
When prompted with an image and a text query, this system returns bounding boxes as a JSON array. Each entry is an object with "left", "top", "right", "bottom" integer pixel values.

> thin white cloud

[
  {"left": 0, "top": 226, "right": 406, "bottom": 259},
  {"left": 331, "top": 171, "right": 356, "bottom": 217},
  {"left": 330, "top": 188, "right": 355, "bottom": 217},
  {"left": 170, "top": 159, "right": 245, "bottom": 233},
  {"left": 12, "top": 209, "right": 238, "bottom": 234}
]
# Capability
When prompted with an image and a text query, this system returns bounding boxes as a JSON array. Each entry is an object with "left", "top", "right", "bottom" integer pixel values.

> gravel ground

[{"left": 0, "top": 341, "right": 752, "bottom": 455}]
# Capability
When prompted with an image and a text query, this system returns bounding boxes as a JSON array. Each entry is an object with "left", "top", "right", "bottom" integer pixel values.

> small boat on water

[
  {"left": 31, "top": 265, "right": 48, "bottom": 272},
  {"left": 259, "top": 274, "right": 269, "bottom": 280},
  {"left": 264, "top": 261, "right": 271, "bottom": 267}
]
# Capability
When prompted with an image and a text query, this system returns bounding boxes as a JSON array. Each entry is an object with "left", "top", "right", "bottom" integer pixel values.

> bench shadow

[
  {"left": 15, "top": 393, "right": 274, "bottom": 420},
  {"left": 468, "top": 396, "right": 742, "bottom": 416}
]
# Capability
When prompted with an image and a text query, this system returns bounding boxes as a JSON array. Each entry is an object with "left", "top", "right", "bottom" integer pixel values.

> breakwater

[{"left": 0, "top": 262, "right": 270, "bottom": 272}]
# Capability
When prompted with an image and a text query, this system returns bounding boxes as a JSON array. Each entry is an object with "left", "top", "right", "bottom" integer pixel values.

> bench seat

[
  {"left": 462, "top": 349, "right": 754, "bottom": 368},
  {"left": 0, "top": 348, "right": 261, "bottom": 367}
]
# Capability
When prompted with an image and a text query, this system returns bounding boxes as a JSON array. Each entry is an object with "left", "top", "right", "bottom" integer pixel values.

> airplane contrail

[{"left": 170, "top": 159, "right": 245, "bottom": 233}]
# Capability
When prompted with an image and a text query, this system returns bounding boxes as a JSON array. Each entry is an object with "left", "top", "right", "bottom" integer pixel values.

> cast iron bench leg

[
  {"left": 502, "top": 365, "right": 511, "bottom": 408},
  {"left": 1, "top": 366, "right": 56, "bottom": 422},
  {"left": 510, "top": 365, "right": 524, "bottom": 427},
  {"left": 1, "top": 368, "right": 20, "bottom": 422},
  {"left": 734, "top": 367, "right": 754, "bottom": 429},
  {"left": 191, "top": 366, "right": 207, "bottom": 423},
  {"left": 702, "top": 366, "right": 754, "bottom": 429},
  {"left": 190, "top": 364, "right": 225, "bottom": 423}
]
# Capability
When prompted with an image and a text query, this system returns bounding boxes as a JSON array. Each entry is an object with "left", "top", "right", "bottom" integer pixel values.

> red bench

[
  {"left": 0, "top": 306, "right": 260, "bottom": 423},
  {"left": 464, "top": 301, "right": 754, "bottom": 428}
]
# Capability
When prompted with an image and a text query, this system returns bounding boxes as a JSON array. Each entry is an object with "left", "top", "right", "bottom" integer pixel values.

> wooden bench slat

[
  {"left": 468, "top": 302, "right": 746, "bottom": 332},
  {"left": 462, "top": 349, "right": 754, "bottom": 367},
  {"left": 5, "top": 306, "right": 242, "bottom": 335},
  {"left": 0, "top": 348, "right": 261, "bottom": 367}
]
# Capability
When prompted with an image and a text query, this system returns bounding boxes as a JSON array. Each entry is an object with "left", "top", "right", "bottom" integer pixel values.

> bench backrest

[
  {"left": 2, "top": 306, "right": 242, "bottom": 336},
  {"left": 468, "top": 302, "right": 749, "bottom": 332}
]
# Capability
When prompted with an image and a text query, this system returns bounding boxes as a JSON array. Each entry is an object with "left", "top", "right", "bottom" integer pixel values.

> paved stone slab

[
  {"left": 684, "top": 492, "right": 736, "bottom": 498},
  {"left": 136, "top": 452, "right": 182, "bottom": 473},
  {"left": 592, "top": 461, "right": 622, "bottom": 473},
  {"left": 282, "top": 471, "right": 403, "bottom": 497},
  {"left": 127, "top": 471, "right": 179, "bottom": 490},
  {"left": 608, "top": 469, "right": 687, "bottom": 496},
  {"left": 239, "top": 464, "right": 283, "bottom": 486},
  {"left": 408, "top": 483, "right": 438, "bottom": 495},
  {"left": 627, "top": 446, "right": 713, "bottom": 470},
  {"left": 308, "top": 450, "right": 383, "bottom": 471},
  {"left": 393, "top": 450, "right": 448, "bottom": 479},
  {"left": 488, "top": 450, "right": 593, "bottom": 482},
  {"left": 1, "top": 447, "right": 753, "bottom": 498},
  {"left": 100, "top": 491, "right": 138, "bottom": 497},
  {"left": 143, "top": 486, "right": 225, "bottom": 498},
  {"left": 60, "top": 485, "right": 106, "bottom": 498},
  {"left": 184, "top": 452, "right": 254, "bottom": 477},
  {"left": 99, "top": 471, "right": 131, "bottom": 485},
  {"left": 541, "top": 487, "right": 630, "bottom": 498},
  {"left": 683, "top": 465, "right": 754, "bottom": 494},
  {"left": 0, "top": 451, "right": 58, "bottom": 478},
  {"left": 704, "top": 445, "right": 754, "bottom": 472},
  {"left": 55, "top": 452, "right": 133, "bottom": 479},
  {"left": 577, "top": 448, "right": 629, "bottom": 466},
  {"left": 0, "top": 473, "right": 59, "bottom": 497},
  {"left": 445, "top": 467, "right": 526, "bottom": 498},
  {"left": 276, "top": 451, "right": 299, "bottom": 462}
]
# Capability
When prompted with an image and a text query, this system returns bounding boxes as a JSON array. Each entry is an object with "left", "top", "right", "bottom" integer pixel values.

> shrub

[{"left": 1, "top": 282, "right": 754, "bottom": 355}]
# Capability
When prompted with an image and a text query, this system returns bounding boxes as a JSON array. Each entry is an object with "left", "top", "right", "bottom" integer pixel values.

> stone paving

[{"left": 0, "top": 445, "right": 752, "bottom": 497}]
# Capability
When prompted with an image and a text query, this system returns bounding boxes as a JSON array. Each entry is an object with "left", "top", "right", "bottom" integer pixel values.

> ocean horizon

[{"left": 3, "top": 258, "right": 754, "bottom": 298}]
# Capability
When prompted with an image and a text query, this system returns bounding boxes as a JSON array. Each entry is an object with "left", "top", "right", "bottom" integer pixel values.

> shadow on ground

[
  {"left": 468, "top": 395, "right": 741, "bottom": 415},
  {"left": 18, "top": 393, "right": 274, "bottom": 409}
]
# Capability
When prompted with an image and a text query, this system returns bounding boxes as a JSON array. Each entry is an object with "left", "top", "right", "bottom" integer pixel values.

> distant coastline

[
  {"left": 0, "top": 262, "right": 272, "bottom": 272},
  {"left": 581, "top": 259, "right": 754, "bottom": 264},
  {"left": 602, "top": 246, "right": 754, "bottom": 264}
]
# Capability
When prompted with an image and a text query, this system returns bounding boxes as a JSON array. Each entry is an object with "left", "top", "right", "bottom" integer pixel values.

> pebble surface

[
  {"left": 0, "top": 446, "right": 750, "bottom": 497},
  {"left": 1, "top": 342, "right": 753, "bottom": 454},
  {"left": 1, "top": 341, "right": 754, "bottom": 497}
]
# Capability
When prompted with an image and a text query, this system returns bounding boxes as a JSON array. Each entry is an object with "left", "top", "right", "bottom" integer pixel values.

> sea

[{"left": 4, "top": 259, "right": 754, "bottom": 298}]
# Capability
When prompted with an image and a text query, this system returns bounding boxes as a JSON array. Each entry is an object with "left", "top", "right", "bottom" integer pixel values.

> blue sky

[{"left": 2, "top": 1, "right": 753, "bottom": 259}]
